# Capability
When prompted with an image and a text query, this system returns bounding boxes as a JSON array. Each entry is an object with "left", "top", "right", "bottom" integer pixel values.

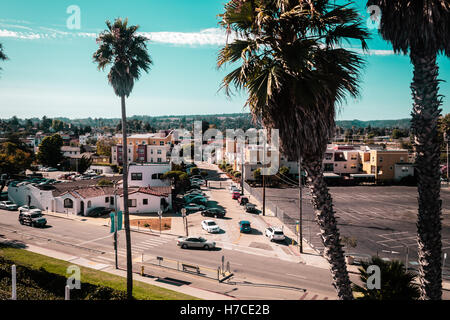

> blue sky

[{"left": 0, "top": 0, "right": 449, "bottom": 121}]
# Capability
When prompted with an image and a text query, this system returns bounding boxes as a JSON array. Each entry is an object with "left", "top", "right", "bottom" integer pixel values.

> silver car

[
  {"left": 0, "top": 200, "right": 18, "bottom": 211},
  {"left": 177, "top": 236, "right": 216, "bottom": 250}
]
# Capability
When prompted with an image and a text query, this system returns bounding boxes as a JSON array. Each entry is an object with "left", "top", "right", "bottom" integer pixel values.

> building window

[
  {"left": 143, "top": 199, "right": 148, "bottom": 205},
  {"left": 157, "top": 149, "right": 162, "bottom": 154},
  {"left": 128, "top": 199, "right": 137, "bottom": 207},
  {"left": 64, "top": 198, "right": 73, "bottom": 208},
  {"left": 131, "top": 173, "right": 143, "bottom": 180},
  {"left": 160, "top": 141, "right": 164, "bottom": 146},
  {"left": 105, "top": 197, "right": 109, "bottom": 203},
  {"left": 157, "top": 158, "right": 162, "bottom": 163},
  {"left": 87, "top": 201, "right": 92, "bottom": 208},
  {"left": 110, "top": 197, "right": 114, "bottom": 205}
]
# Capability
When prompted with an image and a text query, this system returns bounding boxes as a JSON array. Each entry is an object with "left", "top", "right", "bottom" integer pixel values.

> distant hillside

[
  {"left": 335, "top": 119, "right": 411, "bottom": 129},
  {"left": 3, "top": 113, "right": 411, "bottom": 130}
]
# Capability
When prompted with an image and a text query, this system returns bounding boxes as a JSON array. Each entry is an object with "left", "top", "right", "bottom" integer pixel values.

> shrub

[{"left": 97, "top": 178, "right": 113, "bottom": 186}]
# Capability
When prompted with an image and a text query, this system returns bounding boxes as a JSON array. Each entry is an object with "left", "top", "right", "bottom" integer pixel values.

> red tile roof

[{"left": 123, "top": 186, "right": 172, "bottom": 198}]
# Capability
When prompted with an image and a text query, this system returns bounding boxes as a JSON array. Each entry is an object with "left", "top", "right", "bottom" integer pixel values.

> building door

[{"left": 80, "top": 201, "right": 84, "bottom": 215}]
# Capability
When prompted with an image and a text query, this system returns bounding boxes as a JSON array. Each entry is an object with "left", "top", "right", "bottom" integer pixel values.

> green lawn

[{"left": 0, "top": 245, "right": 199, "bottom": 300}]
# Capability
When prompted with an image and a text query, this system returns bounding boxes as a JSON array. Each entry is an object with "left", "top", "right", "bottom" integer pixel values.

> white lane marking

[
  {"left": 141, "top": 238, "right": 169, "bottom": 244},
  {"left": 77, "top": 234, "right": 113, "bottom": 246},
  {"left": 287, "top": 273, "right": 307, "bottom": 280}
]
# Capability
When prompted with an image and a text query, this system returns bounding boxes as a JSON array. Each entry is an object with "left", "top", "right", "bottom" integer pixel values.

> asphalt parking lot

[{"left": 250, "top": 185, "right": 450, "bottom": 277}]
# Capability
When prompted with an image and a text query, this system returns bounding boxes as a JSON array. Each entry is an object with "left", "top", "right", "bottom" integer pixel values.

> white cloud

[
  {"left": 0, "top": 29, "right": 42, "bottom": 40},
  {"left": 140, "top": 28, "right": 232, "bottom": 46}
]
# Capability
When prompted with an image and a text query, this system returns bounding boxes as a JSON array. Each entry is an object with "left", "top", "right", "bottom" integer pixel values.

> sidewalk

[
  {"left": 20, "top": 242, "right": 235, "bottom": 300},
  {"left": 43, "top": 210, "right": 185, "bottom": 238}
]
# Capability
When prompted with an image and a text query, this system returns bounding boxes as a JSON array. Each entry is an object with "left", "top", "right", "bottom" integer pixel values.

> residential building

[
  {"left": 359, "top": 147, "right": 409, "bottom": 181},
  {"left": 128, "top": 163, "right": 171, "bottom": 188},
  {"left": 61, "top": 146, "right": 81, "bottom": 158}
]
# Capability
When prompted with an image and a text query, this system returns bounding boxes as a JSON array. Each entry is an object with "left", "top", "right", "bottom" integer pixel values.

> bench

[{"left": 182, "top": 263, "right": 200, "bottom": 274}]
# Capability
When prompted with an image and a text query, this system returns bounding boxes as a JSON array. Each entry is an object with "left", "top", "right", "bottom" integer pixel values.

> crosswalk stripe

[
  {"left": 133, "top": 244, "right": 157, "bottom": 250},
  {"left": 141, "top": 238, "right": 170, "bottom": 244}
]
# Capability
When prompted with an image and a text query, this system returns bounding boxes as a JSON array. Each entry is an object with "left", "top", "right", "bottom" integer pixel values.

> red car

[{"left": 232, "top": 191, "right": 240, "bottom": 200}]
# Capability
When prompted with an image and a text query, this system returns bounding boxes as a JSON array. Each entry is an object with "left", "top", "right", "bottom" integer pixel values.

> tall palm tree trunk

[
  {"left": 121, "top": 95, "right": 133, "bottom": 299},
  {"left": 410, "top": 50, "right": 442, "bottom": 300},
  {"left": 303, "top": 157, "right": 353, "bottom": 300}
]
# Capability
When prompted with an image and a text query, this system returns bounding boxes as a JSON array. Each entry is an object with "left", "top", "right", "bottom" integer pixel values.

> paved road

[
  {"left": 0, "top": 209, "right": 343, "bottom": 299},
  {"left": 250, "top": 185, "right": 450, "bottom": 278}
]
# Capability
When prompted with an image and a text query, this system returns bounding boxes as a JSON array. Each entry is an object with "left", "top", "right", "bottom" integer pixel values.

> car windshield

[
  {"left": 274, "top": 231, "right": 284, "bottom": 235},
  {"left": 5, "top": 201, "right": 13, "bottom": 205},
  {"left": 207, "top": 222, "right": 216, "bottom": 226},
  {"left": 241, "top": 223, "right": 250, "bottom": 227},
  {"left": 198, "top": 237, "right": 207, "bottom": 242},
  {"left": 31, "top": 213, "right": 42, "bottom": 218}
]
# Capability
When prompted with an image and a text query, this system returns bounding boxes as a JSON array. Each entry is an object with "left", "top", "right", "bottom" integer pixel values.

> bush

[
  {"left": 97, "top": 178, "right": 113, "bottom": 186},
  {"left": 234, "top": 171, "right": 241, "bottom": 178}
]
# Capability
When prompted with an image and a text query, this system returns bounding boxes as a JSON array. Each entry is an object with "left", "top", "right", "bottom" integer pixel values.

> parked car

[
  {"left": 183, "top": 203, "right": 206, "bottom": 214},
  {"left": 177, "top": 236, "right": 216, "bottom": 250},
  {"left": 190, "top": 178, "right": 206, "bottom": 185},
  {"left": 185, "top": 189, "right": 205, "bottom": 196},
  {"left": 185, "top": 196, "right": 208, "bottom": 205},
  {"left": 18, "top": 211, "right": 47, "bottom": 227},
  {"left": 18, "top": 205, "right": 39, "bottom": 213},
  {"left": 201, "top": 220, "right": 220, "bottom": 233},
  {"left": 0, "top": 200, "right": 18, "bottom": 211},
  {"left": 229, "top": 185, "right": 239, "bottom": 193},
  {"left": 239, "top": 220, "right": 252, "bottom": 233},
  {"left": 232, "top": 191, "right": 241, "bottom": 200},
  {"left": 184, "top": 193, "right": 208, "bottom": 201},
  {"left": 87, "top": 207, "right": 113, "bottom": 217},
  {"left": 237, "top": 196, "right": 249, "bottom": 206},
  {"left": 265, "top": 226, "right": 286, "bottom": 242},
  {"left": 201, "top": 208, "right": 225, "bottom": 218},
  {"left": 190, "top": 175, "right": 204, "bottom": 180},
  {"left": 244, "top": 203, "right": 258, "bottom": 214}
]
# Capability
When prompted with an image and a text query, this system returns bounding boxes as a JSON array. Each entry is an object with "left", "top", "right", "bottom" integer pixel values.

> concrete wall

[
  {"left": 128, "top": 163, "right": 171, "bottom": 188},
  {"left": 118, "top": 192, "right": 172, "bottom": 214}
]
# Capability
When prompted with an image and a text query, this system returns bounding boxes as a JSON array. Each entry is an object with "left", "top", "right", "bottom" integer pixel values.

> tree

[
  {"left": 367, "top": 0, "right": 450, "bottom": 300},
  {"left": 352, "top": 256, "right": 420, "bottom": 300},
  {"left": 218, "top": 0, "right": 368, "bottom": 299},
  {"left": 77, "top": 155, "right": 93, "bottom": 174},
  {"left": 0, "top": 43, "right": 7, "bottom": 73},
  {"left": 96, "top": 138, "right": 116, "bottom": 158},
  {"left": 37, "top": 134, "right": 63, "bottom": 168},
  {"left": 0, "top": 142, "right": 33, "bottom": 174},
  {"left": 94, "top": 17, "right": 152, "bottom": 299}
]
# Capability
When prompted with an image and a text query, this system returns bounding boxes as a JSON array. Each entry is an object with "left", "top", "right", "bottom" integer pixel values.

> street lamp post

[
  {"left": 298, "top": 157, "right": 303, "bottom": 253},
  {"left": 114, "top": 181, "right": 118, "bottom": 270}
]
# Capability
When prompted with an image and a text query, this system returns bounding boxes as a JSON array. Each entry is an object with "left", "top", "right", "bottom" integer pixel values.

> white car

[
  {"left": 265, "top": 226, "right": 286, "bottom": 242},
  {"left": 18, "top": 205, "right": 42, "bottom": 214},
  {"left": 229, "top": 185, "right": 240, "bottom": 193},
  {"left": 0, "top": 200, "right": 18, "bottom": 211},
  {"left": 201, "top": 220, "right": 220, "bottom": 233}
]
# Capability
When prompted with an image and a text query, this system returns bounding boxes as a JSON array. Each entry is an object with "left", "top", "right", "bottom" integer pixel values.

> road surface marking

[
  {"left": 77, "top": 234, "right": 112, "bottom": 246},
  {"left": 287, "top": 273, "right": 307, "bottom": 280}
]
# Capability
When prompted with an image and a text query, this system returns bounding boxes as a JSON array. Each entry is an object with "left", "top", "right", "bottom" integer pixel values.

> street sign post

[{"left": 158, "top": 210, "right": 162, "bottom": 235}]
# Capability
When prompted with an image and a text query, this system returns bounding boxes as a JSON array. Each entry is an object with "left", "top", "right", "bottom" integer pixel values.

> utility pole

[
  {"left": 262, "top": 142, "right": 266, "bottom": 216},
  {"left": 446, "top": 132, "right": 449, "bottom": 185},
  {"left": 241, "top": 143, "right": 244, "bottom": 196},
  {"left": 298, "top": 157, "right": 303, "bottom": 253},
  {"left": 114, "top": 181, "right": 118, "bottom": 269}
]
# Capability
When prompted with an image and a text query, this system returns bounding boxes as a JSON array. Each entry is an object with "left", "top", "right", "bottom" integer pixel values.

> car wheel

[
  {"left": 181, "top": 244, "right": 187, "bottom": 249},
  {"left": 19, "top": 220, "right": 23, "bottom": 225},
  {"left": 204, "top": 245, "right": 210, "bottom": 250}
]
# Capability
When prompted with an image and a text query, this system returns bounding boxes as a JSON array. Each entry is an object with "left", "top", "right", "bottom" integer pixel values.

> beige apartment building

[{"left": 359, "top": 149, "right": 409, "bottom": 180}]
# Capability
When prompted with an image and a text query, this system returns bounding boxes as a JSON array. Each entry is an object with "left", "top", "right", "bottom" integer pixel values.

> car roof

[
  {"left": 202, "top": 220, "right": 215, "bottom": 223},
  {"left": 240, "top": 220, "right": 250, "bottom": 224}
]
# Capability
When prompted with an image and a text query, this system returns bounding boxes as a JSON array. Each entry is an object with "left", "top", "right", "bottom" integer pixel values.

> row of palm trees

[{"left": 0, "top": 0, "right": 448, "bottom": 300}]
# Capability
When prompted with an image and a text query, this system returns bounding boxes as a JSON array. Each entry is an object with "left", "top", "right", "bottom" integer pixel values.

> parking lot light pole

[{"left": 299, "top": 157, "right": 303, "bottom": 253}]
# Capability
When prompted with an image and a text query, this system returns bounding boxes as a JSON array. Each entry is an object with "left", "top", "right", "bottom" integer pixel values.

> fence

[
  {"left": 139, "top": 254, "right": 233, "bottom": 282},
  {"left": 243, "top": 181, "right": 321, "bottom": 253}
]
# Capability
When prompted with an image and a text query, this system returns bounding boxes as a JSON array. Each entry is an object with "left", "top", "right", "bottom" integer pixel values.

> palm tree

[
  {"left": 0, "top": 43, "right": 7, "bottom": 72},
  {"left": 352, "top": 256, "right": 420, "bottom": 300},
  {"left": 93, "top": 18, "right": 152, "bottom": 299},
  {"left": 218, "top": 0, "right": 368, "bottom": 299},
  {"left": 367, "top": 0, "right": 450, "bottom": 300}
]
